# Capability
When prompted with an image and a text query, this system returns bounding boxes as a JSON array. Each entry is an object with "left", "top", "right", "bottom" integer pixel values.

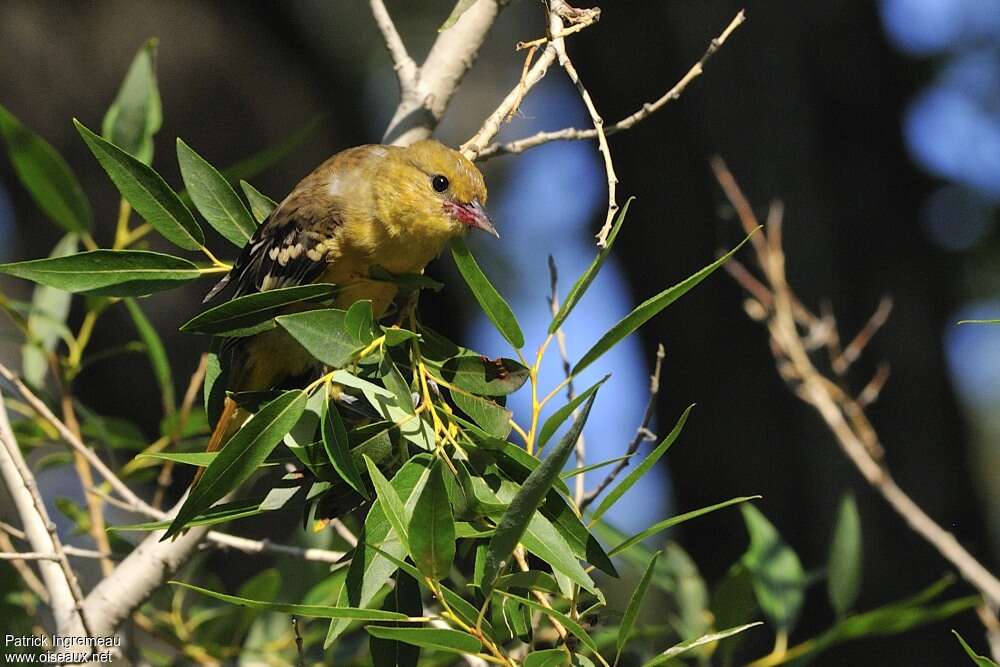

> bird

[{"left": 193, "top": 139, "right": 496, "bottom": 486}]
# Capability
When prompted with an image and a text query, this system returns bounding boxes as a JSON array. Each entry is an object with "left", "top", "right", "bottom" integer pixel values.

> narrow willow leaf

[
  {"left": 953, "top": 630, "right": 999, "bottom": 667},
  {"left": 75, "top": 119, "right": 204, "bottom": 249},
  {"left": 449, "top": 236, "right": 524, "bottom": 349},
  {"left": 828, "top": 493, "right": 862, "bottom": 617},
  {"left": 22, "top": 234, "right": 77, "bottom": 385},
  {"left": 439, "top": 356, "right": 529, "bottom": 396},
  {"left": 277, "top": 309, "right": 360, "bottom": 367},
  {"left": 496, "top": 571, "right": 561, "bottom": 595},
  {"left": 409, "top": 460, "right": 455, "bottom": 581},
  {"left": 617, "top": 550, "right": 661, "bottom": 659},
  {"left": 481, "top": 391, "right": 598, "bottom": 592},
  {"left": 323, "top": 397, "right": 368, "bottom": 498},
  {"left": 163, "top": 390, "right": 307, "bottom": 539},
  {"left": 609, "top": 496, "right": 760, "bottom": 557},
  {"left": 111, "top": 497, "right": 265, "bottom": 531},
  {"left": 573, "top": 232, "right": 756, "bottom": 375},
  {"left": 0, "top": 250, "right": 200, "bottom": 297},
  {"left": 524, "top": 649, "right": 570, "bottom": 667},
  {"left": 560, "top": 455, "right": 632, "bottom": 480},
  {"left": 958, "top": 319, "right": 1000, "bottom": 325},
  {"left": 365, "top": 627, "right": 481, "bottom": 655},
  {"left": 102, "top": 39, "right": 161, "bottom": 164},
  {"left": 124, "top": 298, "right": 175, "bottom": 414},
  {"left": 221, "top": 114, "right": 326, "bottom": 184},
  {"left": 379, "top": 356, "right": 415, "bottom": 415},
  {"left": 641, "top": 622, "right": 763, "bottom": 667},
  {"left": 171, "top": 581, "right": 407, "bottom": 620},
  {"left": 550, "top": 198, "right": 633, "bottom": 333},
  {"left": 137, "top": 452, "right": 220, "bottom": 466},
  {"left": 365, "top": 455, "right": 411, "bottom": 552},
  {"left": 496, "top": 592, "right": 603, "bottom": 659},
  {"left": 537, "top": 375, "right": 609, "bottom": 450},
  {"left": 0, "top": 104, "right": 91, "bottom": 232},
  {"left": 740, "top": 504, "right": 806, "bottom": 633},
  {"left": 239, "top": 180, "right": 277, "bottom": 223},
  {"left": 520, "top": 514, "right": 597, "bottom": 595},
  {"left": 178, "top": 138, "right": 257, "bottom": 246},
  {"left": 590, "top": 405, "right": 694, "bottom": 525},
  {"left": 181, "top": 284, "right": 338, "bottom": 337},
  {"left": 440, "top": 0, "right": 477, "bottom": 30},
  {"left": 371, "top": 571, "right": 422, "bottom": 667},
  {"left": 384, "top": 327, "right": 419, "bottom": 347},
  {"left": 452, "top": 390, "right": 511, "bottom": 439}
]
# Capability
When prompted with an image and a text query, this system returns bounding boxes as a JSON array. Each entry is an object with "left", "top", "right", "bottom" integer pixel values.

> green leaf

[
  {"left": 22, "top": 234, "right": 78, "bottom": 386},
  {"left": 524, "top": 649, "right": 570, "bottom": 667},
  {"left": 440, "top": 0, "right": 477, "bottom": 30},
  {"left": 163, "top": 390, "right": 308, "bottom": 539},
  {"left": 322, "top": 397, "right": 369, "bottom": 498},
  {"left": 740, "top": 504, "right": 806, "bottom": 633},
  {"left": 496, "top": 571, "right": 561, "bottom": 595},
  {"left": 560, "top": 455, "right": 632, "bottom": 480},
  {"left": 953, "top": 630, "right": 999, "bottom": 666},
  {"left": 710, "top": 562, "right": 758, "bottom": 663},
  {"left": 408, "top": 460, "right": 455, "bottom": 581},
  {"left": 136, "top": 452, "right": 221, "bottom": 466},
  {"left": 452, "top": 391, "right": 511, "bottom": 439},
  {"left": 537, "top": 376, "right": 609, "bottom": 451},
  {"left": 0, "top": 104, "right": 91, "bottom": 232},
  {"left": 609, "top": 496, "right": 760, "bottom": 557},
  {"left": 365, "top": 627, "right": 481, "bottom": 656},
  {"left": 481, "top": 391, "right": 598, "bottom": 592},
  {"left": 449, "top": 236, "right": 524, "bottom": 349},
  {"left": 590, "top": 405, "right": 694, "bottom": 525},
  {"left": 239, "top": 180, "right": 277, "bottom": 223},
  {"left": 277, "top": 309, "right": 361, "bottom": 367},
  {"left": 171, "top": 581, "right": 408, "bottom": 620},
  {"left": 573, "top": 232, "right": 756, "bottom": 375},
  {"left": 124, "top": 298, "right": 175, "bottom": 414},
  {"left": 221, "top": 114, "right": 326, "bottom": 184},
  {"left": 828, "top": 493, "right": 862, "bottom": 617},
  {"left": 439, "top": 356, "right": 529, "bottom": 396},
  {"left": 640, "top": 622, "right": 763, "bottom": 667},
  {"left": 371, "top": 572, "right": 423, "bottom": 667},
  {"left": 177, "top": 138, "right": 257, "bottom": 246},
  {"left": 550, "top": 198, "right": 633, "bottom": 333},
  {"left": 111, "top": 497, "right": 266, "bottom": 531},
  {"left": 496, "top": 592, "right": 604, "bottom": 660},
  {"left": 618, "top": 550, "right": 660, "bottom": 659},
  {"left": 102, "top": 39, "right": 161, "bottom": 164},
  {"left": 958, "top": 319, "right": 1000, "bottom": 325},
  {"left": 75, "top": 119, "right": 204, "bottom": 250},
  {"left": 384, "top": 327, "right": 420, "bottom": 347},
  {"left": 379, "top": 356, "right": 415, "bottom": 415},
  {"left": 0, "top": 250, "right": 200, "bottom": 297},
  {"left": 520, "top": 513, "right": 597, "bottom": 596},
  {"left": 364, "top": 455, "right": 411, "bottom": 553},
  {"left": 181, "top": 284, "right": 338, "bottom": 337}
]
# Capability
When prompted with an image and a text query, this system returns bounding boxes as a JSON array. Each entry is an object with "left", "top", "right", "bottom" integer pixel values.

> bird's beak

[{"left": 459, "top": 199, "right": 499, "bottom": 239}]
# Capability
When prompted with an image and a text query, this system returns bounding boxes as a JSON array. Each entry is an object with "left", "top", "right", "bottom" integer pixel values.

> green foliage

[
  {"left": 827, "top": 493, "right": 862, "bottom": 617},
  {"left": 740, "top": 504, "right": 807, "bottom": 634},
  {"left": 954, "top": 630, "right": 999, "bottom": 666},
  {"left": 450, "top": 236, "right": 524, "bottom": 349},
  {"left": 102, "top": 39, "right": 161, "bottom": 165},
  {"left": 177, "top": 138, "right": 258, "bottom": 246}
]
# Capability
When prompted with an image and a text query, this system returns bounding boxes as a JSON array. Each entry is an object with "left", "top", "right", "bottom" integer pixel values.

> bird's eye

[{"left": 432, "top": 175, "right": 449, "bottom": 193}]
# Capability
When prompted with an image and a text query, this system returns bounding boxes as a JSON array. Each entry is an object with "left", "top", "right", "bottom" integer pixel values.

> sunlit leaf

[
  {"left": 828, "top": 493, "right": 862, "bottom": 617},
  {"left": 277, "top": 308, "right": 361, "bottom": 367},
  {"left": 524, "top": 649, "right": 570, "bottom": 667},
  {"left": 573, "top": 232, "right": 756, "bottom": 375},
  {"left": 439, "top": 356, "right": 529, "bottom": 396},
  {"left": 0, "top": 250, "right": 200, "bottom": 297},
  {"left": 364, "top": 455, "right": 411, "bottom": 553},
  {"left": 497, "top": 591, "right": 603, "bottom": 659},
  {"left": 102, "top": 38, "right": 161, "bottom": 164},
  {"left": 452, "top": 390, "right": 511, "bottom": 439},
  {"left": 590, "top": 405, "right": 694, "bottom": 525},
  {"left": 163, "top": 390, "right": 307, "bottom": 539},
  {"left": 111, "top": 497, "right": 266, "bottom": 531},
  {"left": 365, "top": 627, "right": 481, "bottom": 655},
  {"left": 641, "top": 622, "right": 763, "bottom": 667},
  {"left": 0, "top": 104, "right": 91, "bottom": 232},
  {"left": 409, "top": 459, "right": 455, "bottom": 581},
  {"left": 76, "top": 119, "right": 204, "bottom": 249},
  {"left": 537, "top": 376, "right": 608, "bottom": 451},
  {"left": 178, "top": 138, "right": 257, "bottom": 246},
  {"left": 481, "top": 391, "right": 598, "bottom": 592},
  {"left": 610, "top": 496, "right": 760, "bottom": 557},
  {"left": 953, "top": 630, "right": 999, "bottom": 666},
  {"left": 181, "top": 284, "right": 338, "bottom": 337},
  {"left": 450, "top": 236, "right": 524, "bottom": 349}
]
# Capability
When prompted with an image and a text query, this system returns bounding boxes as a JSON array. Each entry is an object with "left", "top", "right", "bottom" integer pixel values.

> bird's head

[{"left": 377, "top": 139, "right": 497, "bottom": 240}]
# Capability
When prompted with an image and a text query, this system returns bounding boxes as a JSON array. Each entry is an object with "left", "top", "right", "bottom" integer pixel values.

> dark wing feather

[{"left": 204, "top": 196, "right": 341, "bottom": 302}]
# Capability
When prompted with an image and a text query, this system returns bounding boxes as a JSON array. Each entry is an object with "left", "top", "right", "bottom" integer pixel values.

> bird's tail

[{"left": 192, "top": 396, "right": 244, "bottom": 488}]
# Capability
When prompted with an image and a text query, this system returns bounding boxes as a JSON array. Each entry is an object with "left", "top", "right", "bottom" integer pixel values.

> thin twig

[
  {"left": 475, "top": 10, "right": 746, "bottom": 161},
  {"left": 547, "top": 256, "right": 584, "bottom": 504},
  {"left": 713, "top": 159, "right": 1000, "bottom": 654},
  {"left": 580, "top": 344, "right": 665, "bottom": 512},
  {"left": 0, "top": 530, "right": 50, "bottom": 603},
  {"left": 155, "top": 354, "right": 210, "bottom": 508},
  {"left": 292, "top": 616, "right": 305, "bottom": 667}
]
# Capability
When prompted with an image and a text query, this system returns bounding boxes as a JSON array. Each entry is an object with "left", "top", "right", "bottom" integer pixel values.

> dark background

[{"left": 1, "top": 1, "right": 996, "bottom": 664}]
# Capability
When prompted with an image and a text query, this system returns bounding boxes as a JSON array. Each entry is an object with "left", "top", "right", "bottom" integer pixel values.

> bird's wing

[{"left": 204, "top": 194, "right": 342, "bottom": 302}]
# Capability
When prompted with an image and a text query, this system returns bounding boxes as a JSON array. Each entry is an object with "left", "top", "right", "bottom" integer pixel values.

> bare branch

[
  {"left": 580, "top": 344, "right": 665, "bottom": 511},
  {"left": 547, "top": 256, "right": 584, "bottom": 504},
  {"left": 383, "top": 0, "right": 513, "bottom": 146},
  {"left": 370, "top": 0, "right": 418, "bottom": 92},
  {"left": 475, "top": 10, "right": 746, "bottom": 161},
  {"left": 714, "top": 159, "right": 1000, "bottom": 624}
]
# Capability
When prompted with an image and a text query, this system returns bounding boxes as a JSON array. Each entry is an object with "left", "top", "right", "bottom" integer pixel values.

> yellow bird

[{"left": 196, "top": 140, "right": 495, "bottom": 483}]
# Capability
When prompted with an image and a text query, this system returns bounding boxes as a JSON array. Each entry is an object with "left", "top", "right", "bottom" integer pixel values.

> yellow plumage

[{"left": 195, "top": 139, "right": 495, "bottom": 483}]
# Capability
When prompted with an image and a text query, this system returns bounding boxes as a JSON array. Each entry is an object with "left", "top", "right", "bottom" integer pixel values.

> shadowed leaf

[
  {"left": 450, "top": 236, "right": 524, "bottom": 349},
  {"left": 178, "top": 138, "right": 257, "bottom": 246}
]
